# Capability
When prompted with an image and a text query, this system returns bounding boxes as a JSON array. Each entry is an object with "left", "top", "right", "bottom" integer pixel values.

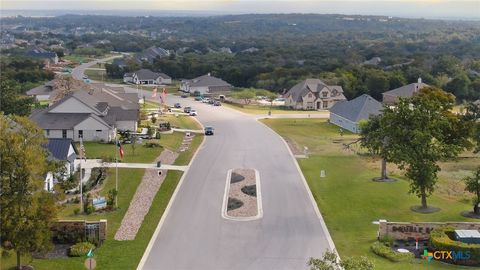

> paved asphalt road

[{"left": 73, "top": 59, "right": 334, "bottom": 270}]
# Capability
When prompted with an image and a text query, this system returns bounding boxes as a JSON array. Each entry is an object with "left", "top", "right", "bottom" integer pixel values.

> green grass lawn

[
  {"left": 174, "top": 134, "right": 204, "bottom": 166},
  {"left": 223, "top": 102, "right": 329, "bottom": 115},
  {"left": 76, "top": 140, "right": 163, "bottom": 163},
  {"left": 261, "top": 118, "right": 479, "bottom": 270},
  {"left": 25, "top": 169, "right": 183, "bottom": 270},
  {"left": 84, "top": 69, "right": 124, "bottom": 84},
  {"left": 156, "top": 114, "right": 202, "bottom": 130}
]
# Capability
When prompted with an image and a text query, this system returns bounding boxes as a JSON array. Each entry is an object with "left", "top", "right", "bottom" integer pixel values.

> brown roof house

[
  {"left": 284, "top": 79, "right": 346, "bottom": 110},
  {"left": 382, "top": 78, "right": 429, "bottom": 105}
]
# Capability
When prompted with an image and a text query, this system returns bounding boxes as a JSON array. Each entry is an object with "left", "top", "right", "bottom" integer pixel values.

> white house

[
  {"left": 30, "top": 88, "right": 139, "bottom": 141},
  {"left": 284, "top": 79, "right": 347, "bottom": 110},
  {"left": 44, "top": 138, "right": 77, "bottom": 191},
  {"left": 180, "top": 74, "right": 232, "bottom": 95},
  {"left": 329, "top": 94, "right": 383, "bottom": 133},
  {"left": 129, "top": 69, "right": 172, "bottom": 85}
]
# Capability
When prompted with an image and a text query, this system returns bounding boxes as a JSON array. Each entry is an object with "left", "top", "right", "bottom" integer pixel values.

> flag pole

[
  {"left": 80, "top": 153, "right": 83, "bottom": 213},
  {"left": 115, "top": 128, "right": 118, "bottom": 208}
]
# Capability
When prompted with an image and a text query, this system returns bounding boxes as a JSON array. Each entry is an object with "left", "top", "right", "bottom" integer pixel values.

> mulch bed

[{"left": 227, "top": 168, "right": 258, "bottom": 218}]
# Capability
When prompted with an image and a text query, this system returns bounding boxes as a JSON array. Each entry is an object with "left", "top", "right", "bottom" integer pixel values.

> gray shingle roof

[
  {"left": 187, "top": 74, "right": 231, "bottom": 88},
  {"left": 382, "top": 82, "right": 429, "bottom": 98},
  {"left": 26, "top": 80, "right": 54, "bottom": 96},
  {"left": 134, "top": 69, "right": 162, "bottom": 81},
  {"left": 45, "top": 138, "right": 76, "bottom": 162},
  {"left": 30, "top": 109, "right": 92, "bottom": 129},
  {"left": 330, "top": 94, "right": 383, "bottom": 122}
]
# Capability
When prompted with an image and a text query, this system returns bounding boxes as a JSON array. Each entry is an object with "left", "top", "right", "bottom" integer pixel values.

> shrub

[
  {"left": 107, "top": 188, "right": 118, "bottom": 207},
  {"left": 73, "top": 207, "right": 80, "bottom": 215},
  {"left": 430, "top": 227, "right": 480, "bottom": 265},
  {"left": 69, "top": 242, "right": 95, "bottom": 257},
  {"left": 52, "top": 223, "right": 84, "bottom": 244},
  {"left": 241, "top": 185, "right": 257, "bottom": 197},
  {"left": 371, "top": 241, "right": 414, "bottom": 262},
  {"left": 145, "top": 141, "right": 161, "bottom": 148}
]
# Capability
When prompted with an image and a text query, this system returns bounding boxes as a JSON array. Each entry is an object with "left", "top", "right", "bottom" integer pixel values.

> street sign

[{"left": 84, "top": 258, "right": 96, "bottom": 269}]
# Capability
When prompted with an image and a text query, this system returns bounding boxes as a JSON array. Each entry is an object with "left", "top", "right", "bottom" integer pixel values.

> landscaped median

[{"left": 260, "top": 118, "right": 479, "bottom": 270}]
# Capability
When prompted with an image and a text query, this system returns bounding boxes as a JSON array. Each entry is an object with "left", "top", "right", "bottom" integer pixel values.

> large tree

[
  {"left": 0, "top": 79, "right": 35, "bottom": 116},
  {"left": 369, "top": 87, "right": 472, "bottom": 210},
  {"left": 0, "top": 114, "right": 58, "bottom": 269},
  {"left": 463, "top": 101, "right": 480, "bottom": 153},
  {"left": 360, "top": 114, "right": 392, "bottom": 181}
]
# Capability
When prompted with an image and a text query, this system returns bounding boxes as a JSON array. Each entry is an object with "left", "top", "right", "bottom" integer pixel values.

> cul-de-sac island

[{"left": 1, "top": 2, "right": 480, "bottom": 270}]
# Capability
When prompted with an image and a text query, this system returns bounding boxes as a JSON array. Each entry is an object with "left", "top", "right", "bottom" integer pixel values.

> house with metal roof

[
  {"left": 128, "top": 69, "right": 172, "bottom": 85},
  {"left": 180, "top": 73, "right": 232, "bottom": 95},
  {"left": 43, "top": 138, "right": 77, "bottom": 191},
  {"left": 329, "top": 94, "right": 383, "bottom": 133},
  {"left": 382, "top": 78, "right": 429, "bottom": 105},
  {"left": 284, "top": 79, "right": 346, "bottom": 110},
  {"left": 136, "top": 46, "right": 170, "bottom": 63},
  {"left": 30, "top": 88, "right": 139, "bottom": 142}
]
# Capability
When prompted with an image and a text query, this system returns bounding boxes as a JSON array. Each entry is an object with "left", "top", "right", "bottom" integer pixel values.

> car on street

[
  {"left": 204, "top": 126, "right": 214, "bottom": 135},
  {"left": 82, "top": 75, "right": 88, "bottom": 79},
  {"left": 189, "top": 109, "right": 197, "bottom": 116},
  {"left": 213, "top": 101, "right": 222, "bottom": 106},
  {"left": 202, "top": 98, "right": 210, "bottom": 103},
  {"left": 174, "top": 103, "right": 181, "bottom": 108},
  {"left": 181, "top": 94, "right": 189, "bottom": 98},
  {"left": 184, "top": 106, "right": 192, "bottom": 113},
  {"left": 194, "top": 96, "right": 203, "bottom": 101},
  {"left": 208, "top": 99, "right": 215, "bottom": 105}
]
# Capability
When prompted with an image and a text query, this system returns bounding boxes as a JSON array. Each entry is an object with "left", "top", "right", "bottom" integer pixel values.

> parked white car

[{"left": 189, "top": 110, "right": 198, "bottom": 116}]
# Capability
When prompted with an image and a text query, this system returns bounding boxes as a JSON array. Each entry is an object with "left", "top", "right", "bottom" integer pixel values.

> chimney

[{"left": 418, "top": 77, "right": 422, "bottom": 84}]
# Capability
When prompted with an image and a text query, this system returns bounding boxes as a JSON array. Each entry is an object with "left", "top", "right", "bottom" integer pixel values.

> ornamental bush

[
  {"left": 371, "top": 241, "right": 414, "bottom": 262},
  {"left": 429, "top": 227, "right": 480, "bottom": 266},
  {"left": 69, "top": 242, "right": 95, "bottom": 257}
]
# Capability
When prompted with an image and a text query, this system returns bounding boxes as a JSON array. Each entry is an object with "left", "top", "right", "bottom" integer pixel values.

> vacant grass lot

[
  {"left": 261, "top": 118, "right": 478, "bottom": 270},
  {"left": 223, "top": 102, "right": 329, "bottom": 115},
  {"left": 84, "top": 69, "right": 123, "bottom": 84}
]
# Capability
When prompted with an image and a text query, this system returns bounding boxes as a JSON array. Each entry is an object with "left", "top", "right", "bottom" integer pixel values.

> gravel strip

[
  {"left": 114, "top": 149, "right": 178, "bottom": 241},
  {"left": 227, "top": 168, "right": 258, "bottom": 217}
]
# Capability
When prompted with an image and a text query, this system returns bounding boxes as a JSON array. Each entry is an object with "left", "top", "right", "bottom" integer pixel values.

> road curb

[
  {"left": 256, "top": 119, "right": 338, "bottom": 256},
  {"left": 136, "top": 120, "right": 206, "bottom": 270},
  {"left": 221, "top": 169, "right": 263, "bottom": 222}
]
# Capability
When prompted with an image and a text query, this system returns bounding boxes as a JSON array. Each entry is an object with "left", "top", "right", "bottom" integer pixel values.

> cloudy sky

[{"left": 1, "top": 1, "right": 479, "bottom": 19}]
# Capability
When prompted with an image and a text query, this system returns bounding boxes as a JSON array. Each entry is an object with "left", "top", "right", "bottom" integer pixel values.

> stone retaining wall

[{"left": 378, "top": 220, "right": 480, "bottom": 240}]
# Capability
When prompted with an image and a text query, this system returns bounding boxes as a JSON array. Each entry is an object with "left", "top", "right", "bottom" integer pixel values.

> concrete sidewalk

[{"left": 75, "top": 159, "right": 188, "bottom": 171}]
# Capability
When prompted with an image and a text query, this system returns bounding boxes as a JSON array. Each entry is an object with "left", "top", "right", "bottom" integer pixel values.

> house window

[
  {"left": 62, "top": 130, "right": 67, "bottom": 138},
  {"left": 308, "top": 93, "right": 313, "bottom": 98},
  {"left": 306, "top": 102, "right": 314, "bottom": 109},
  {"left": 323, "top": 101, "right": 328, "bottom": 108},
  {"left": 78, "top": 130, "right": 83, "bottom": 138},
  {"left": 332, "top": 89, "right": 337, "bottom": 96},
  {"left": 322, "top": 91, "right": 328, "bottom": 98},
  {"left": 46, "top": 129, "right": 50, "bottom": 136}
]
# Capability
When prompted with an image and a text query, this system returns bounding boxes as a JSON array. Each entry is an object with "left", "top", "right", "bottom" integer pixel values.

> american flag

[
  {"left": 79, "top": 137, "right": 86, "bottom": 161},
  {"left": 151, "top": 87, "right": 157, "bottom": 98},
  {"left": 116, "top": 140, "right": 124, "bottom": 159}
]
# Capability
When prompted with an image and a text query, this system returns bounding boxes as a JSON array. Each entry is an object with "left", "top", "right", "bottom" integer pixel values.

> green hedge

[
  {"left": 429, "top": 227, "right": 480, "bottom": 265},
  {"left": 371, "top": 241, "right": 414, "bottom": 262},
  {"left": 69, "top": 242, "right": 95, "bottom": 257}
]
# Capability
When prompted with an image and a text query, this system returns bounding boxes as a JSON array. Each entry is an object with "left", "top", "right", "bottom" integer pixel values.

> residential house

[
  {"left": 26, "top": 48, "right": 59, "bottom": 65},
  {"left": 113, "top": 58, "right": 127, "bottom": 68},
  {"left": 30, "top": 88, "right": 139, "bottom": 142},
  {"left": 180, "top": 74, "right": 232, "bottom": 95},
  {"left": 44, "top": 138, "right": 77, "bottom": 191},
  {"left": 329, "top": 94, "right": 383, "bottom": 133},
  {"left": 382, "top": 78, "right": 429, "bottom": 105},
  {"left": 123, "top": 72, "right": 134, "bottom": 83},
  {"left": 136, "top": 46, "right": 170, "bottom": 63},
  {"left": 284, "top": 79, "right": 347, "bottom": 110},
  {"left": 130, "top": 69, "right": 172, "bottom": 85},
  {"left": 26, "top": 80, "right": 55, "bottom": 101}
]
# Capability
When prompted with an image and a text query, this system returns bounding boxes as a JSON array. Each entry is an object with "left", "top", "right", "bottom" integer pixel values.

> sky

[{"left": 1, "top": 1, "right": 479, "bottom": 20}]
